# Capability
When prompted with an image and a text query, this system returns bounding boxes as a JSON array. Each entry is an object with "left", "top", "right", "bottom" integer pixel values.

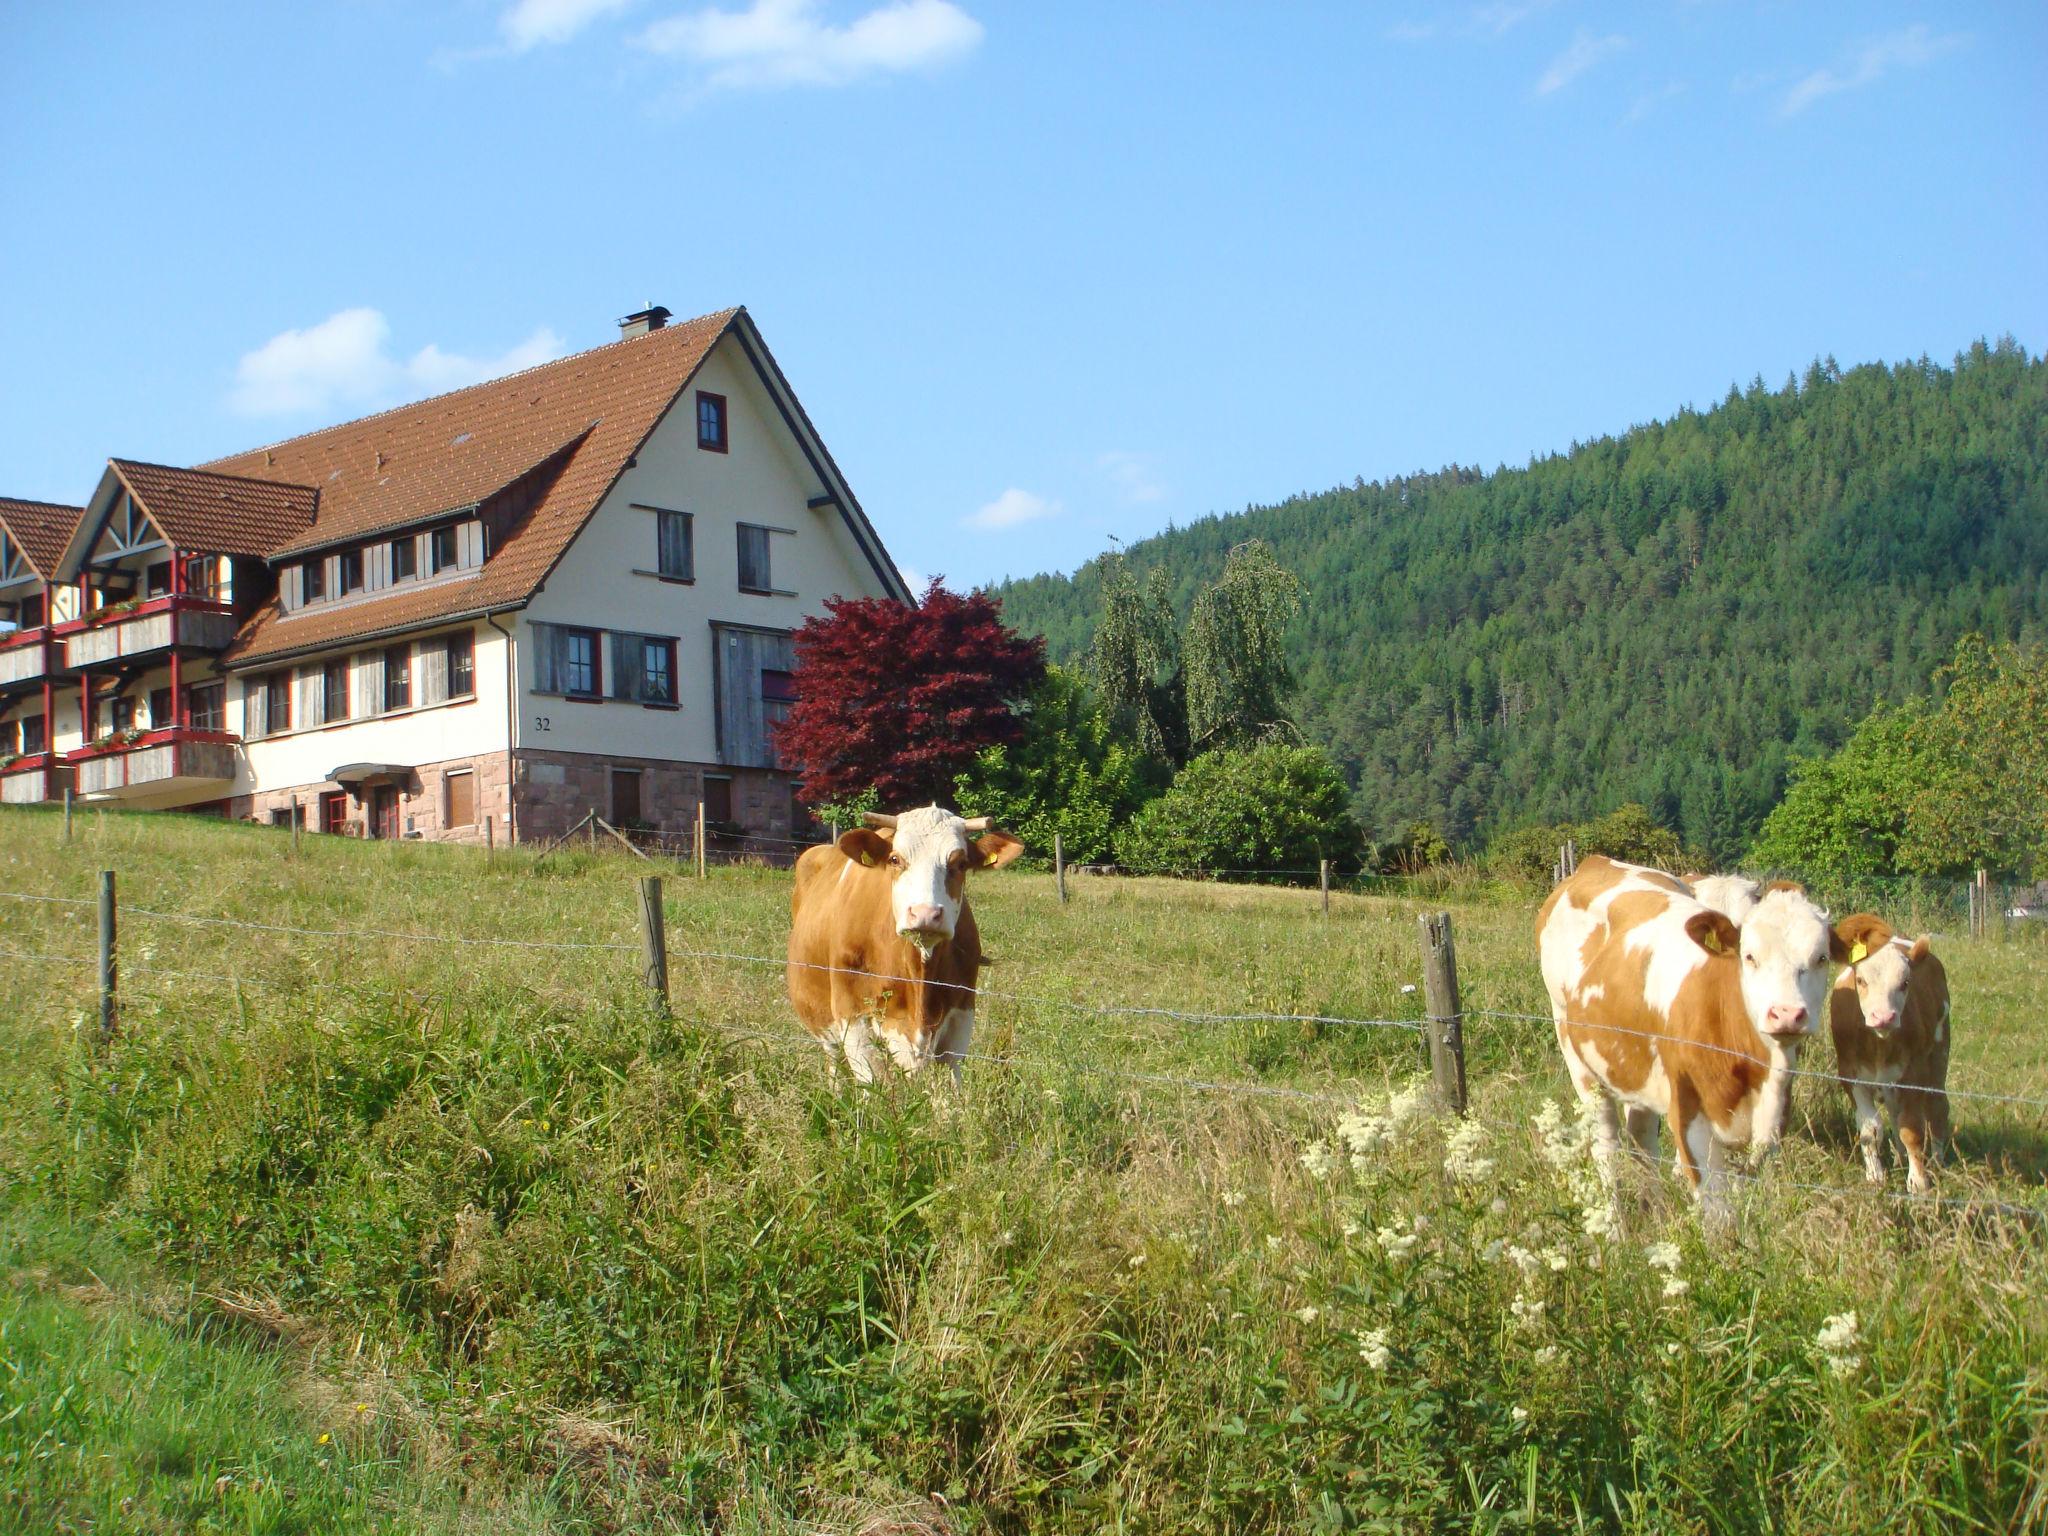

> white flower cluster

[
  {"left": 1815, "top": 1311, "right": 1862, "bottom": 1377},
  {"left": 1376, "top": 1224, "right": 1420, "bottom": 1263},
  {"left": 1645, "top": 1241, "right": 1689, "bottom": 1299},
  {"left": 1294, "top": 1305, "right": 1320, "bottom": 1325},
  {"left": 1335, "top": 1081, "right": 1433, "bottom": 1167},
  {"left": 1442, "top": 1119, "right": 1495, "bottom": 1183},
  {"left": 1357, "top": 1327, "right": 1394, "bottom": 1372},
  {"left": 1509, "top": 1292, "right": 1546, "bottom": 1330},
  {"left": 1299, "top": 1140, "right": 1337, "bottom": 1180},
  {"left": 1533, "top": 1098, "right": 1619, "bottom": 1241}
]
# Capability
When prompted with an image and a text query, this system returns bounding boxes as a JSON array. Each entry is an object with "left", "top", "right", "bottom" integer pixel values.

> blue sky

[{"left": 3, "top": 2, "right": 2042, "bottom": 589}]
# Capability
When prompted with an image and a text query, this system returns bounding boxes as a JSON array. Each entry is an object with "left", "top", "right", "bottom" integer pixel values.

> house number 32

[{"left": 533, "top": 716, "right": 552, "bottom": 732}]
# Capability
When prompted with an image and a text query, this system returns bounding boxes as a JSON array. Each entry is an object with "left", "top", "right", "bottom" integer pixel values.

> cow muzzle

[
  {"left": 1864, "top": 1007, "right": 1900, "bottom": 1031},
  {"left": 1763, "top": 1004, "right": 1811, "bottom": 1037}
]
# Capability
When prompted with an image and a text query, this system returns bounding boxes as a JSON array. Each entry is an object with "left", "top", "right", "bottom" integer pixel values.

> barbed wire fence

[{"left": 4, "top": 875, "right": 2044, "bottom": 1229}]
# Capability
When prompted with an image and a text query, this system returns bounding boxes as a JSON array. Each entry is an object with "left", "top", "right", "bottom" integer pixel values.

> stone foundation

[{"left": 233, "top": 749, "right": 513, "bottom": 844}]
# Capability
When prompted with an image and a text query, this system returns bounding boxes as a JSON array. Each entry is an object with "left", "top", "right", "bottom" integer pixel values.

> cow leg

[
  {"left": 1691, "top": 1119, "right": 1734, "bottom": 1235},
  {"left": 931, "top": 1007, "right": 975, "bottom": 1087},
  {"left": 1557, "top": 1026, "right": 1623, "bottom": 1188},
  {"left": 1895, "top": 1087, "right": 1935, "bottom": 1195},
  {"left": 838, "top": 1019, "right": 880, "bottom": 1086},
  {"left": 1849, "top": 1083, "right": 1886, "bottom": 1185},
  {"left": 1624, "top": 1105, "right": 1660, "bottom": 1169}
]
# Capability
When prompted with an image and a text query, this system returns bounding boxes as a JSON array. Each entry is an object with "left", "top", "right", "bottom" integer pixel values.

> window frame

[
  {"left": 641, "top": 636, "right": 677, "bottom": 707},
  {"left": 696, "top": 391, "right": 728, "bottom": 453},
  {"left": 656, "top": 507, "right": 695, "bottom": 582},
  {"left": 322, "top": 659, "right": 351, "bottom": 723},
  {"left": 736, "top": 523, "right": 773, "bottom": 594},
  {"left": 391, "top": 536, "right": 417, "bottom": 583},
  {"left": 302, "top": 559, "right": 325, "bottom": 603},
  {"left": 21, "top": 713, "right": 47, "bottom": 755},
  {"left": 383, "top": 643, "right": 412, "bottom": 712},
  {"left": 338, "top": 549, "right": 364, "bottom": 596},
  {"left": 562, "top": 627, "right": 603, "bottom": 700},
  {"left": 263, "top": 671, "right": 293, "bottom": 734},
  {"left": 430, "top": 525, "right": 459, "bottom": 574},
  {"left": 444, "top": 630, "right": 475, "bottom": 700},
  {"left": 444, "top": 769, "right": 477, "bottom": 828},
  {"left": 185, "top": 681, "right": 225, "bottom": 733},
  {"left": 702, "top": 773, "right": 734, "bottom": 826}
]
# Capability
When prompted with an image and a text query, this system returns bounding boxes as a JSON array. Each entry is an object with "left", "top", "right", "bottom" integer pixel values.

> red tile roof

[
  {"left": 211, "top": 308, "right": 738, "bottom": 664},
  {"left": 0, "top": 497, "right": 83, "bottom": 578},
  {"left": 108, "top": 461, "right": 318, "bottom": 557}
]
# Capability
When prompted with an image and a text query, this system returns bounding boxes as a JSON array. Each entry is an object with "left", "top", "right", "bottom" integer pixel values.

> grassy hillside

[
  {"left": 2, "top": 808, "right": 2044, "bottom": 1531},
  {"left": 992, "top": 341, "right": 2048, "bottom": 859}
]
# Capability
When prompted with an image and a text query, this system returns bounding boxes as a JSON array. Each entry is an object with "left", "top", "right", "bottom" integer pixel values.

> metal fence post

[
  {"left": 1055, "top": 833, "right": 1067, "bottom": 905},
  {"left": 97, "top": 868, "right": 117, "bottom": 1042},
  {"left": 1417, "top": 910, "right": 1467, "bottom": 1114},
  {"left": 637, "top": 875, "right": 669, "bottom": 1014},
  {"left": 63, "top": 786, "right": 73, "bottom": 845}
]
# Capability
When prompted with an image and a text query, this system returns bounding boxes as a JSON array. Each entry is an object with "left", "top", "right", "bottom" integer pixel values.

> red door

[
  {"left": 320, "top": 791, "right": 349, "bottom": 835},
  {"left": 370, "top": 785, "right": 400, "bottom": 840}
]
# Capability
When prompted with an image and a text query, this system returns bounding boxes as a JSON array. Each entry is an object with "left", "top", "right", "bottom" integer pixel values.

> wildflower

[
  {"left": 1489, "top": 1197, "right": 1509, "bottom": 1217},
  {"left": 353, "top": 1401, "right": 370, "bottom": 1414},
  {"left": 1443, "top": 1120, "right": 1494, "bottom": 1182},
  {"left": 1376, "top": 1226, "right": 1419, "bottom": 1262},
  {"left": 1357, "top": 1327, "right": 1393, "bottom": 1371},
  {"left": 1644, "top": 1242, "right": 1683, "bottom": 1275},
  {"left": 1294, "top": 1306, "right": 1320, "bottom": 1324},
  {"left": 1340, "top": 1220, "right": 1360, "bottom": 1239},
  {"left": 317, "top": 1433, "right": 331, "bottom": 1445},
  {"left": 1300, "top": 1140, "right": 1336, "bottom": 1180},
  {"left": 1816, "top": 1311, "right": 1862, "bottom": 1377},
  {"left": 1581, "top": 1201, "right": 1618, "bottom": 1240},
  {"left": 1266, "top": 1234, "right": 1282, "bottom": 1252},
  {"left": 1128, "top": 1253, "right": 1146, "bottom": 1269},
  {"left": 1662, "top": 1278, "right": 1690, "bottom": 1300},
  {"left": 1509, "top": 1292, "right": 1545, "bottom": 1330},
  {"left": 1335, "top": 1108, "right": 1393, "bottom": 1158},
  {"left": 1664, "top": 1342, "right": 1682, "bottom": 1357},
  {"left": 1510, "top": 1406, "right": 1529, "bottom": 1426},
  {"left": 1221, "top": 1190, "right": 1246, "bottom": 1209},
  {"left": 1504, "top": 1244, "right": 1541, "bottom": 1279},
  {"left": 1541, "top": 1246, "right": 1569, "bottom": 1272},
  {"left": 1532, "top": 1344, "right": 1559, "bottom": 1366},
  {"left": 1480, "top": 1238, "right": 1504, "bottom": 1263}
]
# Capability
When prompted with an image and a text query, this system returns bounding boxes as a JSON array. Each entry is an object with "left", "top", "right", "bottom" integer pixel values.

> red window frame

[
  {"left": 563, "top": 627, "right": 603, "bottom": 699},
  {"left": 696, "top": 391, "right": 728, "bottom": 453}
]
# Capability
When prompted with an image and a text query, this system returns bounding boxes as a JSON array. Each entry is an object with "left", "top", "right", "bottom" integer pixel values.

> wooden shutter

[
  {"left": 417, "top": 639, "right": 448, "bottom": 706},
  {"left": 609, "top": 634, "right": 641, "bottom": 703},
  {"left": 243, "top": 676, "right": 267, "bottom": 739},
  {"left": 459, "top": 521, "right": 484, "bottom": 569},
  {"left": 295, "top": 668, "right": 323, "bottom": 730},
  {"left": 355, "top": 651, "right": 384, "bottom": 718},
  {"left": 446, "top": 771, "right": 476, "bottom": 828},
  {"left": 531, "top": 623, "right": 559, "bottom": 693},
  {"left": 714, "top": 627, "right": 796, "bottom": 768}
]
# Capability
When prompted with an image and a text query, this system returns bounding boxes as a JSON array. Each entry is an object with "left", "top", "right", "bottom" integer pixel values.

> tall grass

[{"left": 1, "top": 806, "right": 2043, "bottom": 1532}]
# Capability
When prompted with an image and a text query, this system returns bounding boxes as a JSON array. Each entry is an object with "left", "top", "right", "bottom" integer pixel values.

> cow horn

[
  {"left": 960, "top": 816, "right": 992, "bottom": 832},
  {"left": 861, "top": 812, "right": 898, "bottom": 829}
]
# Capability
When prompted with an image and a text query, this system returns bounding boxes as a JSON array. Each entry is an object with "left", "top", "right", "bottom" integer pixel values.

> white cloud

[
  {"left": 229, "top": 308, "right": 566, "bottom": 418},
  {"left": 964, "top": 487, "right": 1059, "bottom": 531},
  {"left": 1098, "top": 450, "right": 1164, "bottom": 505},
  {"left": 1470, "top": 0, "right": 1553, "bottom": 37},
  {"left": 1781, "top": 25, "right": 1967, "bottom": 117},
  {"left": 636, "top": 0, "right": 982, "bottom": 90},
  {"left": 1623, "top": 79, "right": 1687, "bottom": 126},
  {"left": 500, "top": 0, "right": 636, "bottom": 50},
  {"left": 1535, "top": 28, "right": 1628, "bottom": 96}
]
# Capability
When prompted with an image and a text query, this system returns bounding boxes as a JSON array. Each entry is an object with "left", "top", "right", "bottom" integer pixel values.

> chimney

[{"left": 617, "top": 304, "right": 671, "bottom": 340}]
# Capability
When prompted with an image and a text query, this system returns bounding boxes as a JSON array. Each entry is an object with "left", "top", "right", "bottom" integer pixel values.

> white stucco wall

[{"left": 518, "top": 331, "right": 891, "bottom": 763}]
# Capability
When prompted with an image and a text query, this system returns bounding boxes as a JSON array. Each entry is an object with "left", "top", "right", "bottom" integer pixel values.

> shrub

[
  {"left": 1488, "top": 803, "right": 1694, "bottom": 883},
  {"left": 952, "top": 666, "right": 1141, "bottom": 866},
  {"left": 1115, "top": 742, "right": 1365, "bottom": 876}
]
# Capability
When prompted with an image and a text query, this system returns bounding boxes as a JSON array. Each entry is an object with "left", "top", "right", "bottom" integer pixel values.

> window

[
  {"left": 22, "top": 714, "right": 46, "bottom": 755},
  {"left": 737, "top": 524, "right": 772, "bottom": 593},
  {"left": 110, "top": 696, "right": 137, "bottom": 734},
  {"left": 320, "top": 791, "right": 349, "bottom": 835},
  {"left": 445, "top": 630, "right": 475, "bottom": 698},
  {"left": 657, "top": 509, "right": 694, "bottom": 580},
  {"left": 265, "top": 671, "right": 293, "bottom": 733},
  {"left": 702, "top": 774, "right": 733, "bottom": 825},
  {"left": 0, "top": 720, "right": 16, "bottom": 756},
  {"left": 185, "top": 557, "right": 219, "bottom": 601},
  {"left": 323, "top": 660, "right": 351, "bottom": 722},
  {"left": 430, "top": 525, "right": 458, "bottom": 573},
  {"left": 186, "top": 682, "right": 224, "bottom": 732},
  {"left": 383, "top": 644, "right": 412, "bottom": 711},
  {"left": 696, "top": 391, "right": 727, "bottom": 452},
  {"left": 391, "top": 536, "right": 417, "bottom": 582},
  {"left": 303, "top": 559, "right": 325, "bottom": 603},
  {"left": 339, "top": 550, "right": 363, "bottom": 595},
  {"left": 268, "top": 804, "right": 305, "bottom": 829},
  {"left": 19, "top": 592, "right": 47, "bottom": 629},
  {"left": 149, "top": 687, "right": 173, "bottom": 729},
  {"left": 642, "top": 637, "right": 676, "bottom": 705},
  {"left": 563, "top": 628, "right": 601, "bottom": 698},
  {"left": 144, "top": 561, "right": 171, "bottom": 598},
  {"left": 445, "top": 770, "right": 476, "bottom": 828},
  {"left": 610, "top": 770, "right": 642, "bottom": 826}
]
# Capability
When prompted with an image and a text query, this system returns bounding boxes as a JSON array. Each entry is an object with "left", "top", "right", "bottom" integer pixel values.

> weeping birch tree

[{"left": 1184, "top": 540, "right": 1303, "bottom": 753}]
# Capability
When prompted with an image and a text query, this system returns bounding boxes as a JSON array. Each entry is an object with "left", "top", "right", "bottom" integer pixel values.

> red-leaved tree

[{"left": 775, "top": 579, "right": 1047, "bottom": 809}]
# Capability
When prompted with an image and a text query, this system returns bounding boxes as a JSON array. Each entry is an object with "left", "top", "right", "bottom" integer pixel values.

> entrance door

[
  {"left": 370, "top": 785, "right": 400, "bottom": 840},
  {"left": 320, "top": 791, "right": 349, "bottom": 835}
]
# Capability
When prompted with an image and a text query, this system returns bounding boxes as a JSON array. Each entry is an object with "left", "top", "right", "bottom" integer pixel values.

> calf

[
  {"left": 787, "top": 806, "right": 1024, "bottom": 1082},
  {"left": 1686, "top": 873, "right": 1762, "bottom": 926},
  {"left": 1538, "top": 855, "right": 1853, "bottom": 1218},
  {"left": 1828, "top": 913, "right": 1952, "bottom": 1193}
]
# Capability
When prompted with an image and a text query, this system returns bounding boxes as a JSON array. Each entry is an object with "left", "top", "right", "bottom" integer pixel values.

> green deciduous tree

[
  {"left": 952, "top": 665, "right": 1141, "bottom": 866},
  {"left": 1115, "top": 742, "right": 1365, "bottom": 877},
  {"left": 1184, "top": 540, "right": 1304, "bottom": 753}
]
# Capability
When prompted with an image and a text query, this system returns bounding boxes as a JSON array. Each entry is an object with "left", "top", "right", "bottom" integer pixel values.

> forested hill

[{"left": 991, "top": 341, "right": 2048, "bottom": 861}]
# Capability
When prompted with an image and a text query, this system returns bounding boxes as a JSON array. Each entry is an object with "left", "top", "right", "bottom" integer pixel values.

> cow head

[
  {"left": 1684, "top": 885, "right": 1857, "bottom": 1043},
  {"left": 837, "top": 806, "right": 1025, "bottom": 954},
  {"left": 1835, "top": 912, "right": 1928, "bottom": 1032}
]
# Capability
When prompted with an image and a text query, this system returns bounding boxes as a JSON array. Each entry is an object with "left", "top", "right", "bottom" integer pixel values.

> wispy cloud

[
  {"left": 1098, "top": 450, "right": 1165, "bottom": 506},
  {"left": 1623, "top": 79, "right": 1687, "bottom": 126},
  {"left": 1535, "top": 28, "right": 1628, "bottom": 96},
  {"left": 229, "top": 308, "right": 564, "bottom": 417},
  {"left": 1781, "top": 24, "right": 1967, "bottom": 116},
  {"left": 1388, "top": 1, "right": 1553, "bottom": 43},
  {"left": 500, "top": 0, "right": 636, "bottom": 51},
  {"left": 964, "top": 487, "right": 1060, "bottom": 531},
  {"left": 636, "top": 0, "right": 982, "bottom": 91}
]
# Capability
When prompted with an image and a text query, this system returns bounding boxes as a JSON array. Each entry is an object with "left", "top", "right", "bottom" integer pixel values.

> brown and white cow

[
  {"left": 787, "top": 805, "right": 1024, "bottom": 1082},
  {"left": 1828, "top": 913, "right": 1952, "bottom": 1194},
  {"left": 1538, "top": 855, "right": 1855, "bottom": 1217},
  {"left": 1685, "top": 873, "right": 1762, "bottom": 926}
]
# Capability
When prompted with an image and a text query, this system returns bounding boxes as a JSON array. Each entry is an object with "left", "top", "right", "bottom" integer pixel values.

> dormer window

[
  {"left": 696, "top": 391, "right": 727, "bottom": 453},
  {"left": 391, "top": 536, "right": 417, "bottom": 582},
  {"left": 430, "top": 525, "right": 458, "bottom": 573},
  {"left": 303, "top": 559, "right": 325, "bottom": 602},
  {"left": 339, "top": 549, "right": 363, "bottom": 595}
]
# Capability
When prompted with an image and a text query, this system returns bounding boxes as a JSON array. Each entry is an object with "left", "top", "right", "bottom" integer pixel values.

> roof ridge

[
  {"left": 204, "top": 305, "right": 743, "bottom": 468},
  {"left": 0, "top": 495, "right": 86, "bottom": 512},
  {"left": 109, "top": 457, "right": 319, "bottom": 493}
]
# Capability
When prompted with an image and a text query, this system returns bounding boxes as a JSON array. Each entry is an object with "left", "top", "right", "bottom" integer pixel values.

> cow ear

[
  {"left": 973, "top": 831, "right": 1026, "bottom": 870},
  {"left": 837, "top": 828, "right": 892, "bottom": 867},
  {"left": 1684, "top": 909, "right": 1740, "bottom": 957},
  {"left": 1762, "top": 878, "right": 1804, "bottom": 896},
  {"left": 1829, "top": 913, "right": 1891, "bottom": 965},
  {"left": 1908, "top": 936, "right": 1932, "bottom": 964}
]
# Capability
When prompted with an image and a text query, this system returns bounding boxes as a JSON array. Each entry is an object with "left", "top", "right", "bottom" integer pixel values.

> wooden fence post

[
  {"left": 63, "top": 786, "right": 73, "bottom": 845},
  {"left": 1055, "top": 833, "right": 1067, "bottom": 905},
  {"left": 291, "top": 797, "right": 302, "bottom": 856},
  {"left": 1320, "top": 859, "right": 1331, "bottom": 917},
  {"left": 637, "top": 875, "right": 669, "bottom": 1014},
  {"left": 97, "top": 868, "right": 117, "bottom": 1042},
  {"left": 1417, "top": 911, "right": 1467, "bottom": 1114},
  {"left": 485, "top": 813, "right": 495, "bottom": 868},
  {"left": 696, "top": 800, "right": 707, "bottom": 881}
]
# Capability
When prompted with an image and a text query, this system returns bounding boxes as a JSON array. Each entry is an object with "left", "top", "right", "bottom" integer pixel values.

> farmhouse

[{"left": 0, "top": 306, "right": 910, "bottom": 843}]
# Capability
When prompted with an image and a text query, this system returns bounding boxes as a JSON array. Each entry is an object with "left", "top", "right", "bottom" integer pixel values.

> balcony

[
  {"left": 70, "top": 726, "right": 240, "bottom": 801},
  {"left": 0, "top": 752, "right": 67, "bottom": 805},
  {"left": 0, "top": 627, "right": 53, "bottom": 691},
  {"left": 60, "top": 595, "right": 236, "bottom": 671}
]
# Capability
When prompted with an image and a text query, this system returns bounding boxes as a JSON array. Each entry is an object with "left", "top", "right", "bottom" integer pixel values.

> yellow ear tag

[
  {"left": 860, "top": 852, "right": 875, "bottom": 867},
  {"left": 1703, "top": 931, "right": 1722, "bottom": 953},
  {"left": 1849, "top": 941, "right": 1867, "bottom": 964}
]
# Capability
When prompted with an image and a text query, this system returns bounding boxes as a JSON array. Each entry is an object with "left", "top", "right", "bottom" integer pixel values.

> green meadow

[{"left": 2, "top": 807, "right": 2043, "bottom": 1533}]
